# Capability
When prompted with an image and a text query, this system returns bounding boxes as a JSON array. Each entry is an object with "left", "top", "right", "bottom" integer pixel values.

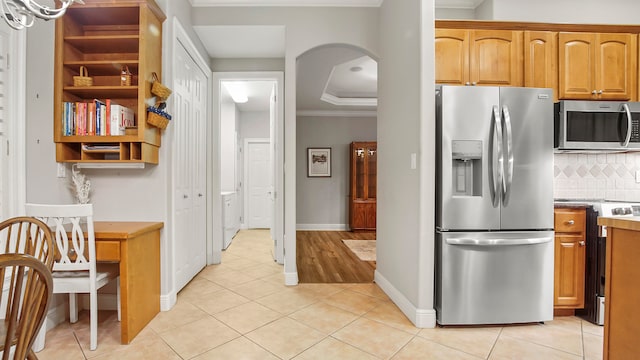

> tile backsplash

[{"left": 554, "top": 153, "right": 640, "bottom": 201}]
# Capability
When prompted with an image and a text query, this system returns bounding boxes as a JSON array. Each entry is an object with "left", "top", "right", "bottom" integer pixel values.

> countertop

[
  {"left": 598, "top": 216, "right": 640, "bottom": 231},
  {"left": 555, "top": 203, "right": 592, "bottom": 209}
]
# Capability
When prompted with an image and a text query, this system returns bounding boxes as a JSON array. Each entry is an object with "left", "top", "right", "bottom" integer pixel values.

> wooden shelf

[
  {"left": 54, "top": 0, "right": 165, "bottom": 165},
  {"left": 65, "top": 35, "right": 140, "bottom": 53}
]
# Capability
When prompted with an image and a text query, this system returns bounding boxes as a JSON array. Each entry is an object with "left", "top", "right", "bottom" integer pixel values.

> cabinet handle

[
  {"left": 592, "top": 90, "right": 597, "bottom": 95},
  {"left": 579, "top": 241, "right": 585, "bottom": 246},
  {"left": 465, "top": 82, "right": 471, "bottom": 86},
  {"left": 566, "top": 220, "right": 575, "bottom": 225},
  {"left": 598, "top": 90, "right": 603, "bottom": 95}
]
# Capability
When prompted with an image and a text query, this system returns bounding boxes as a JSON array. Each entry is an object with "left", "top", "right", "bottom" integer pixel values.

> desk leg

[{"left": 120, "top": 230, "right": 161, "bottom": 344}]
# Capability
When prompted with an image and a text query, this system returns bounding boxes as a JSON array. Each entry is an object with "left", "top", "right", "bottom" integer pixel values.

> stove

[{"left": 560, "top": 200, "right": 640, "bottom": 325}]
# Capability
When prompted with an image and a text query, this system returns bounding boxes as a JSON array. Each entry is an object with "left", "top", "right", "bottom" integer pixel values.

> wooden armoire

[{"left": 349, "top": 141, "right": 377, "bottom": 231}]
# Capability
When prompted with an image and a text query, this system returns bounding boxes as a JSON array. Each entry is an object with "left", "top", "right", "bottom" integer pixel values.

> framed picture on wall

[{"left": 307, "top": 147, "right": 331, "bottom": 177}]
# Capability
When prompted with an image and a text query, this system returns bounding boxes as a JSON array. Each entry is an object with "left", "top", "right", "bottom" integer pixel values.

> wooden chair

[
  {"left": 24, "top": 204, "right": 119, "bottom": 351},
  {"left": 0, "top": 253, "right": 53, "bottom": 360},
  {"left": 0, "top": 217, "right": 54, "bottom": 271}
]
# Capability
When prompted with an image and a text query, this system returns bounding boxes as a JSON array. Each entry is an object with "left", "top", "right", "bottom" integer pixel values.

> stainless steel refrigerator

[{"left": 435, "top": 85, "right": 555, "bottom": 325}]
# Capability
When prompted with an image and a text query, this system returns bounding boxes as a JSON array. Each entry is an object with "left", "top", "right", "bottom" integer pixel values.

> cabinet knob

[
  {"left": 472, "top": 82, "right": 477, "bottom": 86},
  {"left": 579, "top": 241, "right": 585, "bottom": 246},
  {"left": 598, "top": 90, "right": 603, "bottom": 95},
  {"left": 465, "top": 82, "right": 471, "bottom": 86},
  {"left": 592, "top": 90, "right": 597, "bottom": 95},
  {"left": 566, "top": 219, "right": 575, "bottom": 225}
]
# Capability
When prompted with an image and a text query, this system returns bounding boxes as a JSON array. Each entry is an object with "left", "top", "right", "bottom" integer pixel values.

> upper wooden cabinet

[
  {"left": 53, "top": 0, "right": 166, "bottom": 165},
  {"left": 559, "top": 32, "right": 637, "bottom": 100},
  {"left": 435, "top": 29, "right": 523, "bottom": 87},
  {"left": 524, "top": 31, "right": 558, "bottom": 100}
]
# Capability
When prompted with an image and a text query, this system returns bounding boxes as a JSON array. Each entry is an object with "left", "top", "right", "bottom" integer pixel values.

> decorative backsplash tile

[{"left": 554, "top": 153, "right": 640, "bottom": 201}]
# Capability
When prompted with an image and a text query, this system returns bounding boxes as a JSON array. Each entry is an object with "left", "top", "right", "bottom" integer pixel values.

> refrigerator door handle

[
  {"left": 489, "top": 105, "right": 503, "bottom": 208},
  {"left": 446, "top": 237, "right": 554, "bottom": 246},
  {"left": 621, "top": 103, "right": 632, "bottom": 147},
  {"left": 501, "top": 105, "right": 514, "bottom": 206}
]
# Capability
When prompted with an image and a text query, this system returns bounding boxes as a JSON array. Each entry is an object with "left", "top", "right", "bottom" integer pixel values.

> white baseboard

[
  {"left": 284, "top": 271, "right": 298, "bottom": 286},
  {"left": 374, "top": 270, "right": 436, "bottom": 328},
  {"left": 43, "top": 301, "right": 68, "bottom": 331},
  {"left": 296, "top": 224, "right": 349, "bottom": 231},
  {"left": 161, "top": 292, "right": 176, "bottom": 312}
]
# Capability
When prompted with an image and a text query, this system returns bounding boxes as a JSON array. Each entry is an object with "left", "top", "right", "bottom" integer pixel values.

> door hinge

[{"left": 6, "top": 140, "right": 9, "bottom": 156}]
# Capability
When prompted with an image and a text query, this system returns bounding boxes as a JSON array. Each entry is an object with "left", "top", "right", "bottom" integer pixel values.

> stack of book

[{"left": 62, "top": 99, "right": 134, "bottom": 136}]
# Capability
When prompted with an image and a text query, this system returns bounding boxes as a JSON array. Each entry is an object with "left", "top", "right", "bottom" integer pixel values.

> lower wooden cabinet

[
  {"left": 554, "top": 207, "right": 587, "bottom": 309},
  {"left": 351, "top": 201, "right": 376, "bottom": 231}
]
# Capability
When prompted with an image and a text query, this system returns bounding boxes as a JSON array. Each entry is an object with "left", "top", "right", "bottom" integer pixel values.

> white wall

[
  {"left": 296, "top": 115, "right": 376, "bottom": 229},
  {"left": 375, "top": 0, "right": 436, "bottom": 327},
  {"left": 470, "top": 0, "right": 640, "bottom": 24},
  {"left": 220, "top": 100, "right": 237, "bottom": 192}
]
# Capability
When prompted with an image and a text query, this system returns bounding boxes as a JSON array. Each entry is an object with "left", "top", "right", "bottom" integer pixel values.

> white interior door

[
  {"left": 245, "top": 139, "right": 271, "bottom": 229},
  {"left": 173, "top": 40, "right": 207, "bottom": 292}
]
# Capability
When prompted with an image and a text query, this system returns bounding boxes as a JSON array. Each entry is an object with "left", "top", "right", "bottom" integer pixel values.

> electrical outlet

[{"left": 57, "top": 163, "right": 66, "bottom": 178}]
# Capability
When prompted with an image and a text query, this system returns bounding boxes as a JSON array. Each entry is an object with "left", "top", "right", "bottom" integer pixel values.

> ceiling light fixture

[
  {"left": 1, "top": 0, "right": 84, "bottom": 30},
  {"left": 223, "top": 81, "right": 249, "bottom": 104},
  {"left": 350, "top": 66, "right": 363, "bottom": 72}
]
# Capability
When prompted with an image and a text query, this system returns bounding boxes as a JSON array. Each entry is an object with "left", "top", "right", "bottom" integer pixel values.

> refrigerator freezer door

[
  {"left": 437, "top": 86, "right": 501, "bottom": 230},
  {"left": 498, "top": 87, "right": 554, "bottom": 230},
  {"left": 435, "top": 231, "right": 554, "bottom": 325}
]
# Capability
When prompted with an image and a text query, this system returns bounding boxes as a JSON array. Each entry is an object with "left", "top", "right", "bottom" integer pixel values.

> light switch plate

[
  {"left": 410, "top": 153, "right": 417, "bottom": 169},
  {"left": 57, "top": 163, "right": 66, "bottom": 178}
]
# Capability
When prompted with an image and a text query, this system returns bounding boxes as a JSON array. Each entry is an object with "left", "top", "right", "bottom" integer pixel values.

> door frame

[
  {"left": 244, "top": 137, "right": 270, "bottom": 229},
  {"left": 212, "top": 72, "right": 285, "bottom": 265}
]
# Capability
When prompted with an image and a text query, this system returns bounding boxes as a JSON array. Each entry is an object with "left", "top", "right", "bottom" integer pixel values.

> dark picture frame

[{"left": 307, "top": 147, "right": 331, "bottom": 177}]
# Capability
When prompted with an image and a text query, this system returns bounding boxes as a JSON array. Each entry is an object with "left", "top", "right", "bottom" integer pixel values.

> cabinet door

[
  {"left": 596, "top": 33, "right": 637, "bottom": 100},
  {"left": 469, "top": 30, "right": 523, "bottom": 86},
  {"left": 524, "top": 31, "right": 558, "bottom": 100},
  {"left": 554, "top": 234, "right": 586, "bottom": 308},
  {"left": 435, "top": 29, "right": 469, "bottom": 85},
  {"left": 559, "top": 32, "right": 595, "bottom": 99}
]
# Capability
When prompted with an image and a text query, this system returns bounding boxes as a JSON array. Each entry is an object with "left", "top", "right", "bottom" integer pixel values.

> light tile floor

[{"left": 36, "top": 230, "right": 604, "bottom": 359}]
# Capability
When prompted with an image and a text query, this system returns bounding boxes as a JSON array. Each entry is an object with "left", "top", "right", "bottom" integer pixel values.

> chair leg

[
  {"left": 32, "top": 320, "right": 47, "bottom": 352},
  {"left": 90, "top": 291, "right": 98, "bottom": 351},
  {"left": 69, "top": 293, "right": 78, "bottom": 323},
  {"left": 117, "top": 276, "right": 121, "bottom": 322}
]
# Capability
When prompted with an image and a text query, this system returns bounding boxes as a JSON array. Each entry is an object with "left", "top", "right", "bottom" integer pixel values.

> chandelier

[{"left": 1, "top": 0, "right": 84, "bottom": 30}]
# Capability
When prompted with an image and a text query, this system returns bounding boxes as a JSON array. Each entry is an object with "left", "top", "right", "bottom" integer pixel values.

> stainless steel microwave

[{"left": 555, "top": 100, "right": 640, "bottom": 151}]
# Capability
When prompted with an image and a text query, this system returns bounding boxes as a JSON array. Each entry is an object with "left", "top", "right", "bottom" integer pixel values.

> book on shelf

[{"left": 62, "top": 100, "right": 134, "bottom": 136}]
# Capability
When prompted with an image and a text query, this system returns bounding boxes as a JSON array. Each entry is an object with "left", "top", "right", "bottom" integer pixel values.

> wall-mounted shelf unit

[{"left": 53, "top": 0, "right": 166, "bottom": 165}]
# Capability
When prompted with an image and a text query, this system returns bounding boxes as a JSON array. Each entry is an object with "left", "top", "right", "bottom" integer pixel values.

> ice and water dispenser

[{"left": 451, "top": 140, "right": 482, "bottom": 196}]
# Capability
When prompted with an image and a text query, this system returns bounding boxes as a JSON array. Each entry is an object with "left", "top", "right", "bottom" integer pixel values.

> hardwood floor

[{"left": 296, "top": 230, "right": 376, "bottom": 283}]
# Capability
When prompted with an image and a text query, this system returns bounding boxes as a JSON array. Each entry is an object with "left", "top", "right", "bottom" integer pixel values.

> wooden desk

[{"left": 93, "top": 221, "right": 163, "bottom": 344}]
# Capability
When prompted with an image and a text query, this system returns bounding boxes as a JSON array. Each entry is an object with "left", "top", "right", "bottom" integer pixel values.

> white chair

[{"left": 25, "top": 203, "right": 120, "bottom": 351}]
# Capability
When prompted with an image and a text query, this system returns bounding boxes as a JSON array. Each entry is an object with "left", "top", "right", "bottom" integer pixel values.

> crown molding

[{"left": 297, "top": 110, "right": 377, "bottom": 117}]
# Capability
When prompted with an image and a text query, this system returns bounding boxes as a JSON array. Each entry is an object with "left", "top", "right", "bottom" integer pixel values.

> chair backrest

[
  {"left": 0, "top": 253, "right": 53, "bottom": 360},
  {"left": 0, "top": 217, "right": 54, "bottom": 271},
  {"left": 24, "top": 204, "right": 96, "bottom": 275}
]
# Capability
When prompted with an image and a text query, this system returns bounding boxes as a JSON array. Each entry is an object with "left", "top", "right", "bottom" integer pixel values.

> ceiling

[{"left": 193, "top": 0, "right": 485, "bottom": 113}]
